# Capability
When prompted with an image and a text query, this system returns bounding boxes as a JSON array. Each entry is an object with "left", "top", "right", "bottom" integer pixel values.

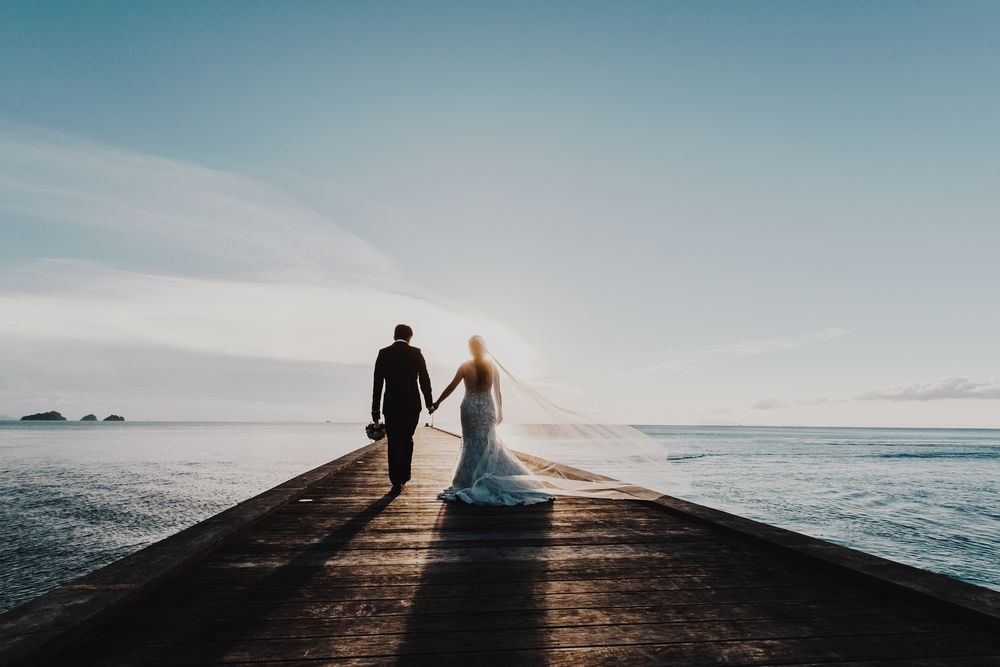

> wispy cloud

[
  {"left": 0, "top": 260, "right": 536, "bottom": 369},
  {"left": 858, "top": 377, "right": 1000, "bottom": 401},
  {"left": 631, "top": 327, "right": 848, "bottom": 375},
  {"left": 749, "top": 378, "right": 1000, "bottom": 414},
  {"left": 0, "top": 125, "right": 543, "bottom": 419},
  {"left": 0, "top": 122, "right": 393, "bottom": 280},
  {"left": 749, "top": 396, "right": 836, "bottom": 410}
]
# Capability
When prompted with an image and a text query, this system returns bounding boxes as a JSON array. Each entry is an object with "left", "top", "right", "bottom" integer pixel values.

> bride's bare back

[
  {"left": 433, "top": 358, "right": 503, "bottom": 420},
  {"left": 429, "top": 335, "right": 503, "bottom": 424},
  {"left": 462, "top": 359, "right": 494, "bottom": 392}
]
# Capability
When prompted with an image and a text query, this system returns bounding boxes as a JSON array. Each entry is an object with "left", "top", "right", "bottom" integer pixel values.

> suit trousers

[{"left": 385, "top": 410, "right": 420, "bottom": 485}]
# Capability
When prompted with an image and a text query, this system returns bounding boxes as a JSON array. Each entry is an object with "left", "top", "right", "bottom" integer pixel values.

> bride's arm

[
  {"left": 493, "top": 363, "right": 503, "bottom": 425},
  {"left": 432, "top": 364, "right": 465, "bottom": 411}
]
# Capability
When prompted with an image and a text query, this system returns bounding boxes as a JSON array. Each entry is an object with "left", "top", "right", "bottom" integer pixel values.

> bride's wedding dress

[{"left": 438, "top": 385, "right": 555, "bottom": 507}]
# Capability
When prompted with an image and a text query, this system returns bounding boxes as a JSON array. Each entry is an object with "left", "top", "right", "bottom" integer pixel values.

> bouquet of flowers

[{"left": 365, "top": 421, "right": 386, "bottom": 442}]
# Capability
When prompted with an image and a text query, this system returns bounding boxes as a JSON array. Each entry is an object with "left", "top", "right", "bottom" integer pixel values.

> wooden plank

[
  {"left": 84, "top": 601, "right": 929, "bottom": 648},
  {"left": 63, "top": 624, "right": 999, "bottom": 665},
  {"left": 319, "top": 639, "right": 1000, "bottom": 667},
  {"left": 117, "top": 589, "right": 899, "bottom": 627},
  {"left": 218, "top": 532, "right": 725, "bottom": 552},
  {"left": 170, "top": 562, "right": 825, "bottom": 595},
  {"left": 147, "top": 570, "right": 835, "bottom": 602},
  {"left": 92, "top": 598, "right": 923, "bottom": 644},
  {"left": 137, "top": 576, "right": 862, "bottom": 612},
  {"left": 201, "top": 548, "right": 778, "bottom": 571},
  {"left": 210, "top": 657, "right": 1000, "bottom": 667}
]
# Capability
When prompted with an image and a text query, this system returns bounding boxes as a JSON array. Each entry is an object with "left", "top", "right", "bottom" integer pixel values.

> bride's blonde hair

[{"left": 468, "top": 335, "right": 492, "bottom": 390}]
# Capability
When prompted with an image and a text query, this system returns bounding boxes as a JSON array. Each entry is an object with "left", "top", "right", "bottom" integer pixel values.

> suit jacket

[{"left": 372, "top": 341, "right": 433, "bottom": 419}]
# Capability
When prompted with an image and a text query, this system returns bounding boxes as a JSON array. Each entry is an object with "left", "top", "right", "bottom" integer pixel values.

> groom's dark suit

[{"left": 372, "top": 341, "right": 433, "bottom": 485}]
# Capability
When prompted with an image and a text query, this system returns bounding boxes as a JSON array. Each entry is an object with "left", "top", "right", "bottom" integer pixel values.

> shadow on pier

[
  {"left": 393, "top": 501, "right": 554, "bottom": 664},
  {"left": 194, "top": 491, "right": 400, "bottom": 664}
]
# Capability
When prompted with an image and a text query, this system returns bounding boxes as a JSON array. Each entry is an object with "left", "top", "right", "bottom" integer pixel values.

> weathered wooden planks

[{"left": 18, "top": 427, "right": 1000, "bottom": 665}]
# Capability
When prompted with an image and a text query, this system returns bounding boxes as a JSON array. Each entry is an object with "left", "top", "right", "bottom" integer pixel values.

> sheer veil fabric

[{"left": 438, "top": 352, "right": 689, "bottom": 505}]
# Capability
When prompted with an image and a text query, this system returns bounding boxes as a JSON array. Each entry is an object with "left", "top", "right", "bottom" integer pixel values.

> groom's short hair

[{"left": 394, "top": 324, "right": 413, "bottom": 341}]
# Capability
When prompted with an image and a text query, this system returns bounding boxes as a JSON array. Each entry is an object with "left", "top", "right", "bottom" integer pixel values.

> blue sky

[{"left": 1, "top": 1, "right": 998, "bottom": 425}]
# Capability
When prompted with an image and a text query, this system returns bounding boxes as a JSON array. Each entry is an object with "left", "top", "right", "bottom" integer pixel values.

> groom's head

[{"left": 394, "top": 324, "right": 413, "bottom": 342}]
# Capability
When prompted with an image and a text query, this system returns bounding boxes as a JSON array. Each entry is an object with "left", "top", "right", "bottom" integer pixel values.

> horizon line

[{"left": 3, "top": 419, "right": 999, "bottom": 431}]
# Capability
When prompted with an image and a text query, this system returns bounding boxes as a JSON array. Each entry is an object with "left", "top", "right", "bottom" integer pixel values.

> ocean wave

[
  {"left": 874, "top": 451, "right": 1000, "bottom": 460},
  {"left": 666, "top": 453, "right": 712, "bottom": 462}
]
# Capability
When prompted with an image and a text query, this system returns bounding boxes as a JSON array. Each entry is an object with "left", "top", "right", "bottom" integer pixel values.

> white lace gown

[{"left": 438, "top": 389, "right": 555, "bottom": 506}]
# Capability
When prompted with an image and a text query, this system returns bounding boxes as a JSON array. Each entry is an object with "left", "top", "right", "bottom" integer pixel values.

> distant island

[
  {"left": 21, "top": 411, "right": 67, "bottom": 421},
  {"left": 18, "top": 411, "right": 126, "bottom": 421}
]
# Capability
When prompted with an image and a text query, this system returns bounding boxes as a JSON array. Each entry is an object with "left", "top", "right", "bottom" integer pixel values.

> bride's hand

[{"left": 496, "top": 413, "right": 503, "bottom": 426}]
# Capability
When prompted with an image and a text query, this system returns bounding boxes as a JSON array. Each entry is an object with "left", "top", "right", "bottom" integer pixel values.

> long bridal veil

[{"left": 437, "top": 350, "right": 690, "bottom": 501}]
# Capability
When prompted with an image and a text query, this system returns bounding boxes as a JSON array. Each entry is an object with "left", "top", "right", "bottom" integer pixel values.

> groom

[{"left": 372, "top": 324, "right": 434, "bottom": 492}]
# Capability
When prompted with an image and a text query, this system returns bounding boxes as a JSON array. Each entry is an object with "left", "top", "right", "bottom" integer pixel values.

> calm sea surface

[{"left": 1, "top": 421, "right": 998, "bottom": 613}]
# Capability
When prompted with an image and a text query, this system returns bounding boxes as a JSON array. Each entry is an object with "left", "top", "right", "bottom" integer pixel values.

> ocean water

[
  {"left": 1, "top": 422, "right": 998, "bottom": 614},
  {"left": 640, "top": 425, "right": 1000, "bottom": 593}
]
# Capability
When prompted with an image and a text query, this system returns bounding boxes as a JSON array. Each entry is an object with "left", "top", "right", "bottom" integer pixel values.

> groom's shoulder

[{"left": 378, "top": 343, "right": 422, "bottom": 357}]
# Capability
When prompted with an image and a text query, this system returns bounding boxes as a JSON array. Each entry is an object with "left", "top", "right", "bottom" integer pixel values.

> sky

[{"left": 1, "top": 1, "right": 998, "bottom": 426}]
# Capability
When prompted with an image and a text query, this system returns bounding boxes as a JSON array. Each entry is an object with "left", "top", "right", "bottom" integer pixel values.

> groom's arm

[
  {"left": 371, "top": 351, "right": 385, "bottom": 422},
  {"left": 417, "top": 350, "right": 433, "bottom": 410}
]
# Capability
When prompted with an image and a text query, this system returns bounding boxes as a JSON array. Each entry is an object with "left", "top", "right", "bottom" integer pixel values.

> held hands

[{"left": 428, "top": 400, "right": 440, "bottom": 414}]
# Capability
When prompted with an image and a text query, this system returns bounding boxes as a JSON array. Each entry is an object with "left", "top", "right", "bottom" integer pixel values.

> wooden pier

[{"left": 2, "top": 426, "right": 999, "bottom": 665}]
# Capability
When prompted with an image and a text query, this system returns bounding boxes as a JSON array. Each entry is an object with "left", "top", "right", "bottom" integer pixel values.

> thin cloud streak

[
  {"left": 630, "top": 327, "right": 849, "bottom": 375},
  {"left": 0, "top": 122, "right": 394, "bottom": 280},
  {"left": 748, "top": 378, "right": 1000, "bottom": 413},
  {"left": 858, "top": 377, "right": 1000, "bottom": 401},
  {"left": 0, "top": 259, "right": 539, "bottom": 373}
]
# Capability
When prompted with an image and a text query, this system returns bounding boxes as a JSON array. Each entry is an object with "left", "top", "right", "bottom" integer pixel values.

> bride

[{"left": 431, "top": 336, "right": 555, "bottom": 506}]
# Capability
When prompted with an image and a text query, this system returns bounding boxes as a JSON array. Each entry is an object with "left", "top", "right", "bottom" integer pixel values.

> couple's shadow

[
  {"left": 173, "top": 490, "right": 400, "bottom": 663},
  {"left": 394, "top": 500, "right": 555, "bottom": 663}
]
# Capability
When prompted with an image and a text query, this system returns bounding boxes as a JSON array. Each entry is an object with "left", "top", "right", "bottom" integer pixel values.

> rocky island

[
  {"left": 80, "top": 414, "right": 98, "bottom": 421},
  {"left": 20, "top": 411, "right": 67, "bottom": 421},
  {"left": 103, "top": 415, "right": 125, "bottom": 422}
]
